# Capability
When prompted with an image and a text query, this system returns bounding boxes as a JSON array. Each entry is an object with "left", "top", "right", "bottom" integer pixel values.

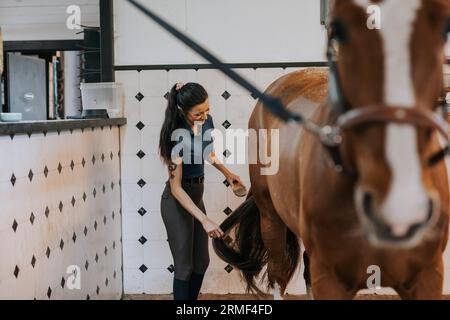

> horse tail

[{"left": 213, "top": 189, "right": 300, "bottom": 295}]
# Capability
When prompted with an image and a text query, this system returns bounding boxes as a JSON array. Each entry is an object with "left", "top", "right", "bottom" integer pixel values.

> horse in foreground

[{"left": 214, "top": 0, "right": 450, "bottom": 299}]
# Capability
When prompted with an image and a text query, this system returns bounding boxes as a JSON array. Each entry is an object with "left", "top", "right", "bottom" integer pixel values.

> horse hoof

[
  {"left": 272, "top": 283, "right": 283, "bottom": 300},
  {"left": 306, "top": 286, "right": 314, "bottom": 300}
]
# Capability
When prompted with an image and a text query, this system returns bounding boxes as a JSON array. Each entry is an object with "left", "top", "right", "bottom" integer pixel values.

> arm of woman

[{"left": 168, "top": 159, "right": 224, "bottom": 239}]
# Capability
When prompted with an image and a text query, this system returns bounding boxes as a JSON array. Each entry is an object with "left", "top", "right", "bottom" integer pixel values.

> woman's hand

[
  {"left": 225, "top": 172, "right": 243, "bottom": 188},
  {"left": 202, "top": 217, "right": 225, "bottom": 239}
]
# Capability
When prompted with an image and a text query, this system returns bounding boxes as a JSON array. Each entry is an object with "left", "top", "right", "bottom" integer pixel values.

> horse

[{"left": 214, "top": 0, "right": 450, "bottom": 299}]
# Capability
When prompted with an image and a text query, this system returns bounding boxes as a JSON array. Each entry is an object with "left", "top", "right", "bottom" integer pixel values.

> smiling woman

[{"left": 158, "top": 82, "right": 246, "bottom": 300}]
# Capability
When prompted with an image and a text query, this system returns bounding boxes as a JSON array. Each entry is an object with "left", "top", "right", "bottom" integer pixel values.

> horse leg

[
  {"left": 259, "top": 207, "right": 293, "bottom": 299},
  {"left": 395, "top": 260, "right": 444, "bottom": 300},
  {"left": 309, "top": 256, "right": 357, "bottom": 300}
]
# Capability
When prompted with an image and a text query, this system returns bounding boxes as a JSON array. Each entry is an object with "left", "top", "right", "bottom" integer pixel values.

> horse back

[{"left": 248, "top": 68, "right": 328, "bottom": 234}]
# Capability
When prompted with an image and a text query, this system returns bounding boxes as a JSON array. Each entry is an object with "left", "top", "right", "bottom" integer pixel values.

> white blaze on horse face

[{"left": 353, "top": 0, "right": 429, "bottom": 236}]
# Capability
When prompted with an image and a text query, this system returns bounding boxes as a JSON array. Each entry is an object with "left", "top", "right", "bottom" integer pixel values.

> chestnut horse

[{"left": 214, "top": 0, "right": 450, "bottom": 299}]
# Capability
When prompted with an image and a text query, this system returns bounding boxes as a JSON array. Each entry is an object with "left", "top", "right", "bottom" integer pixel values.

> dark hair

[{"left": 159, "top": 82, "right": 208, "bottom": 164}]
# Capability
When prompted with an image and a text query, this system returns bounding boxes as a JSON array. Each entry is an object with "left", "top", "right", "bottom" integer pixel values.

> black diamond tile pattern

[
  {"left": 70, "top": 160, "right": 75, "bottom": 170},
  {"left": 45, "top": 206, "right": 50, "bottom": 218},
  {"left": 135, "top": 92, "right": 144, "bottom": 102},
  {"left": 222, "top": 120, "right": 231, "bottom": 129},
  {"left": 164, "top": 92, "right": 170, "bottom": 100},
  {"left": 28, "top": 169, "right": 33, "bottom": 182},
  {"left": 221, "top": 91, "right": 231, "bottom": 100},
  {"left": 224, "top": 265, "right": 234, "bottom": 273},
  {"left": 12, "top": 220, "right": 18, "bottom": 232},
  {"left": 138, "top": 207, "right": 147, "bottom": 216},
  {"left": 47, "top": 287, "right": 52, "bottom": 299},
  {"left": 137, "top": 150, "right": 146, "bottom": 159},
  {"left": 223, "top": 207, "right": 233, "bottom": 216},
  {"left": 85, "top": 260, "right": 89, "bottom": 270},
  {"left": 137, "top": 179, "right": 146, "bottom": 188},
  {"left": 223, "top": 179, "right": 230, "bottom": 187},
  {"left": 30, "top": 212, "right": 35, "bottom": 225},
  {"left": 31, "top": 255, "right": 36, "bottom": 268},
  {"left": 136, "top": 121, "right": 145, "bottom": 130},
  {"left": 167, "top": 265, "right": 175, "bottom": 273},
  {"left": 60, "top": 239, "right": 64, "bottom": 250},
  {"left": 58, "top": 163, "right": 62, "bottom": 174},
  {"left": 61, "top": 277, "right": 66, "bottom": 288},
  {"left": 223, "top": 149, "right": 232, "bottom": 158},
  {"left": 14, "top": 265, "right": 19, "bottom": 278},
  {"left": 59, "top": 201, "right": 63, "bottom": 212},
  {"left": 138, "top": 236, "right": 147, "bottom": 245},
  {"left": 83, "top": 192, "right": 87, "bottom": 202},
  {"left": 46, "top": 247, "right": 51, "bottom": 259},
  {"left": 10, "top": 174, "right": 16, "bottom": 186},
  {"left": 71, "top": 196, "right": 76, "bottom": 207},
  {"left": 82, "top": 158, "right": 86, "bottom": 167},
  {"left": 95, "top": 253, "right": 99, "bottom": 263},
  {"left": 44, "top": 166, "right": 49, "bottom": 177},
  {"left": 139, "top": 264, "right": 148, "bottom": 273},
  {"left": 72, "top": 232, "right": 77, "bottom": 243}
]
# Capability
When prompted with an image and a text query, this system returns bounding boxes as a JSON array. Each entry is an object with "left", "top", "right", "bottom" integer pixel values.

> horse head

[{"left": 330, "top": 0, "right": 450, "bottom": 247}]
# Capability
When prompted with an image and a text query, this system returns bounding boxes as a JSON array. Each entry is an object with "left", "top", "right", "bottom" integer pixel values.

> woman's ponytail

[{"left": 159, "top": 84, "right": 180, "bottom": 164}]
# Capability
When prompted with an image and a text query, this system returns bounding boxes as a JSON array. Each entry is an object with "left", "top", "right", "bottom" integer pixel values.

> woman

[{"left": 159, "top": 82, "right": 244, "bottom": 300}]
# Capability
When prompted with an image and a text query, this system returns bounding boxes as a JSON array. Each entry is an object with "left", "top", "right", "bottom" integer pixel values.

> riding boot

[
  {"left": 189, "top": 272, "right": 205, "bottom": 300},
  {"left": 173, "top": 278, "right": 190, "bottom": 300}
]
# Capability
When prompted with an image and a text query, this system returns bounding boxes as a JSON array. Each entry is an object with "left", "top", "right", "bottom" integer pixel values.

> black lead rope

[{"left": 127, "top": 0, "right": 302, "bottom": 124}]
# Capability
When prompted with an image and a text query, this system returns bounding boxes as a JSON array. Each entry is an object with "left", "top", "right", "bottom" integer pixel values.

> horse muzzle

[{"left": 355, "top": 188, "right": 439, "bottom": 248}]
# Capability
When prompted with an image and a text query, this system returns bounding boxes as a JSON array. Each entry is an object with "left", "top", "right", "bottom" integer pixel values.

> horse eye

[
  {"left": 443, "top": 18, "right": 450, "bottom": 40},
  {"left": 329, "top": 20, "right": 349, "bottom": 43}
]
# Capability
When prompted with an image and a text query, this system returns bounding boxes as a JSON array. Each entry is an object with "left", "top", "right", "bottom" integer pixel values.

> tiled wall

[
  {"left": 117, "top": 68, "right": 450, "bottom": 296},
  {"left": 117, "top": 67, "right": 311, "bottom": 295},
  {"left": 0, "top": 127, "right": 123, "bottom": 299}
]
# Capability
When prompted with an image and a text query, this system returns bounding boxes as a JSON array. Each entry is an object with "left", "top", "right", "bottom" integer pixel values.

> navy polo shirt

[{"left": 174, "top": 115, "right": 215, "bottom": 179}]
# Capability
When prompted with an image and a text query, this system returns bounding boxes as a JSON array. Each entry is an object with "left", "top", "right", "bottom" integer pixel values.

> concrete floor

[{"left": 123, "top": 294, "right": 404, "bottom": 300}]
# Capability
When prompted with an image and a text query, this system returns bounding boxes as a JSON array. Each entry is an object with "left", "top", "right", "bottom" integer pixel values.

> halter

[{"left": 127, "top": 0, "right": 450, "bottom": 178}]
